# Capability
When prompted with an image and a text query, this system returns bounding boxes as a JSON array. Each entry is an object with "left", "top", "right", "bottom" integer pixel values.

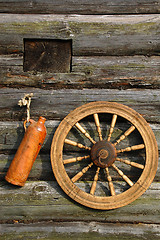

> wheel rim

[{"left": 50, "top": 101, "right": 158, "bottom": 210}]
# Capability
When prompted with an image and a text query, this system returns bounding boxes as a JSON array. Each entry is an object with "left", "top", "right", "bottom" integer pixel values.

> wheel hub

[{"left": 91, "top": 140, "right": 117, "bottom": 168}]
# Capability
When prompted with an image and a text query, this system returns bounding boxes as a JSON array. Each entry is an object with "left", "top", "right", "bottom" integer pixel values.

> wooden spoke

[
  {"left": 63, "top": 155, "right": 90, "bottom": 164},
  {"left": 75, "top": 122, "right": 96, "bottom": 144},
  {"left": 93, "top": 113, "right": 103, "bottom": 141},
  {"left": 105, "top": 167, "right": 116, "bottom": 196},
  {"left": 116, "top": 157, "right": 144, "bottom": 170},
  {"left": 116, "top": 144, "right": 145, "bottom": 153},
  {"left": 71, "top": 162, "right": 93, "bottom": 183},
  {"left": 90, "top": 167, "right": 100, "bottom": 195},
  {"left": 114, "top": 125, "right": 135, "bottom": 146},
  {"left": 112, "top": 163, "right": 134, "bottom": 187},
  {"left": 64, "top": 139, "right": 91, "bottom": 150},
  {"left": 107, "top": 114, "right": 117, "bottom": 141}
]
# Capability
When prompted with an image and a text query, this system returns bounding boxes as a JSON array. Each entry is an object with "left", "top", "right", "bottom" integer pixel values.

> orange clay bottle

[{"left": 5, "top": 116, "right": 47, "bottom": 186}]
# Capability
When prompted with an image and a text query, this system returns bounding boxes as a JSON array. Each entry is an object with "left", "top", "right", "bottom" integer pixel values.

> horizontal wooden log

[
  {"left": 0, "top": 88, "right": 159, "bottom": 123},
  {"left": 0, "top": 221, "right": 160, "bottom": 240},
  {"left": 0, "top": 181, "right": 160, "bottom": 223},
  {"left": 0, "top": 0, "right": 160, "bottom": 14},
  {"left": 0, "top": 14, "right": 159, "bottom": 56},
  {"left": 0, "top": 153, "right": 54, "bottom": 181},
  {"left": 0, "top": 121, "right": 159, "bottom": 181},
  {"left": 1, "top": 153, "right": 160, "bottom": 181},
  {"left": 0, "top": 55, "right": 160, "bottom": 89},
  {"left": 72, "top": 56, "right": 160, "bottom": 89},
  {"left": 0, "top": 120, "right": 59, "bottom": 151},
  {"left": 0, "top": 121, "right": 159, "bottom": 152}
]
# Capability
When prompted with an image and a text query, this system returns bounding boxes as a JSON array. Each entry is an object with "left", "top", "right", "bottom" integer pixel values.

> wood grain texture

[
  {"left": 0, "top": 88, "right": 159, "bottom": 123},
  {"left": 0, "top": 181, "right": 160, "bottom": 223},
  {"left": 0, "top": 153, "right": 54, "bottom": 181},
  {"left": 0, "top": 0, "right": 159, "bottom": 14},
  {"left": 0, "top": 0, "right": 159, "bottom": 228},
  {"left": 0, "top": 121, "right": 159, "bottom": 180},
  {"left": 1, "top": 55, "right": 159, "bottom": 89},
  {"left": 0, "top": 222, "right": 160, "bottom": 240},
  {"left": 72, "top": 56, "right": 160, "bottom": 89},
  {"left": 1, "top": 152, "right": 160, "bottom": 181},
  {"left": 0, "top": 14, "right": 159, "bottom": 56}
]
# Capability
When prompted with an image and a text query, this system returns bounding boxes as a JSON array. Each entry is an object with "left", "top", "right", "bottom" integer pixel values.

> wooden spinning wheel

[{"left": 50, "top": 102, "right": 158, "bottom": 210}]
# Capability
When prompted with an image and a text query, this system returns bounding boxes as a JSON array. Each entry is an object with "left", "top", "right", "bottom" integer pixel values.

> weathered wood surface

[
  {"left": 0, "top": 181, "right": 160, "bottom": 223},
  {"left": 0, "top": 153, "right": 53, "bottom": 181},
  {"left": 0, "top": 55, "right": 160, "bottom": 89},
  {"left": 0, "top": 88, "right": 159, "bottom": 123},
  {"left": 0, "top": 222, "right": 160, "bottom": 240},
  {"left": 0, "top": 3, "right": 159, "bottom": 230},
  {"left": 0, "top": 119, "right": 159, "bottom": 177},
  {"left": 0, "top": 0, "right": 160, "bottom": 14},
  {"left": 0, "top": 14, "right": 159, "bottom": 56},
  {"left": 1, "top": 153, "right": 160, "bottom": 181},
  {"left": 1, "top": 121, "right": 160, "bottom": 151},
  {"left": 72, "top": 56, "right": 160, "bottom": 89},
  {"left": 0, "top": 122, "right": 159, "bottom": 180}
]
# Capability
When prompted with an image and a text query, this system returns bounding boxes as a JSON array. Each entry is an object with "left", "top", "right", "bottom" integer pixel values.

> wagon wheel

[{"left": 50, "top": 102, "right": 158, "bottom": 210}]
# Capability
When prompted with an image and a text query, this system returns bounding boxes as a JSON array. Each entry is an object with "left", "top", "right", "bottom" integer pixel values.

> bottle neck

[{"left": 38, "top": 116, "right": 46, "bottom": 124}]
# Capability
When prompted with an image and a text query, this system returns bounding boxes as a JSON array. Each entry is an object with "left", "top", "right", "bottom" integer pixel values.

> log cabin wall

[{"left": 0, "top": 1, "right": 160, "bottom": 239}]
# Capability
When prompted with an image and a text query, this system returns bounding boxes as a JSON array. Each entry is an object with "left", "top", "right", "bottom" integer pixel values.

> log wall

[
  {"left": 0, "top": 1, "right": 160, "bottom": 239},
  {"left": 0, "top": 0, "right": 160, "bottom": 14}
]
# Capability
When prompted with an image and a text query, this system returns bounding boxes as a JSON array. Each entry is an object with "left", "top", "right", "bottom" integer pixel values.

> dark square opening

[{"left": 23, "top": 39, "right": 72, "bottom": 73}]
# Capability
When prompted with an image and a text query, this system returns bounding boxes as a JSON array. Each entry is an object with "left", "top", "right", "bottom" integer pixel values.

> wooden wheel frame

[{"left": 50, "top": 101, "right": 158, "bottom": 210}]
